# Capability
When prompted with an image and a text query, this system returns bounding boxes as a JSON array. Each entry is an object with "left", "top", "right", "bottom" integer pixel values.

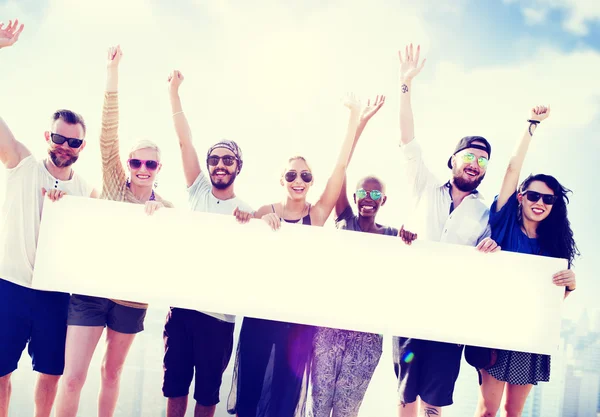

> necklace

[{"left": 44, "top": 159, "right": 74, "bottom": 180}]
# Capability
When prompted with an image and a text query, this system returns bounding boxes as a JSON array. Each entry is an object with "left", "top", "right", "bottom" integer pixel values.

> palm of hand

[
  {"left": 0, "top": 25, "right": 22, "bottom": 47},
  {"left": 343, "top": 93, "right": 361, "bottom": 112},
  {"left": 400, "top": 61, "right": 421, "bottom": 81}
]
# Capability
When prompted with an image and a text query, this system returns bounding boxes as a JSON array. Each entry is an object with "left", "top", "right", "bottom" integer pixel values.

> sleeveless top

[{"left": 271, "top": 204, "right": 312, "bottom": 225}]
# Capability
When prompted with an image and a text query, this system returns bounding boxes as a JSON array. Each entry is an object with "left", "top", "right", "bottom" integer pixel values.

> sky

[{"left": 0, "top": 0, "right": 598, "bottom": 317}]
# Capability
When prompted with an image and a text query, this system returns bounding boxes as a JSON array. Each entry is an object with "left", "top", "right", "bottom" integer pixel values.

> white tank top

[{"left": 0, "top": 155, "right": 94, "bottom": 287}]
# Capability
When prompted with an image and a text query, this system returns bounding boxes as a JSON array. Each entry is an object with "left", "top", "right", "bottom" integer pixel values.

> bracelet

[
  {"left": 527, "top": 119, "right": 540, "bottom": 136},
  {"left": 566, "top": 286, "right": 575, "bottom": 292},
  {"left": 172, "top": 111, "right": 184, "bottom": 117}
]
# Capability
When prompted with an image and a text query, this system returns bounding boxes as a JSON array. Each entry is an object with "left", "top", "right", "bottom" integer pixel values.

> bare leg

[
  {"left": 55, "top": 325, "right": 104, "bottom": 417},
  {"left": 98, "top": 328, "right": 136, "bottom": 417},
  {"left": 34, "top": 373, "right": 61, "bottom": 417},
  {"left": 419, "top": 399, "right": 441, "bottom": 417},
  {"left": 0, "top": 373, "right": 11, "bottom": 417},
  {"left": 397, "top": 399, "right": 418, "bottom": 417},
  {"left": 194, "top": 403, "right": 216, "bottom": 417},
  {"left": 474, "top": 369, "right": 505, "bottom": 417},
  {"left": 167, "top": 396, "right": 188, "bottom": 417},
  {"left": 501, "top": 383, "right": 533, "bottom": 417}
]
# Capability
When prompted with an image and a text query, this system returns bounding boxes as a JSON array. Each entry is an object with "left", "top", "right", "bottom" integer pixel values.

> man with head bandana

[
  {"left": 392, "top": 45, "right": 500, "bottom": 417},
  {"left": 162, "top": 70, "right": 252, "bottom": 417}
]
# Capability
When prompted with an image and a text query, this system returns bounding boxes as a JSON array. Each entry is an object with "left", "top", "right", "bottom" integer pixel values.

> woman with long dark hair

[{"left": 474, "top": 105, "right": 579, "bottom": 417}]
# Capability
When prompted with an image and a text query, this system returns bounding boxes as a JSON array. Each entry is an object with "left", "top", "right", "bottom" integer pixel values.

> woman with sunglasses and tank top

[
  {"left": 55, "top": 45, "right": 173, "bottom": 417},
  {"left": 473, "top": 106, "right": 579, "bottom": 417},
  {"left": 226, "top": 94, "right": 362, "bottom": 417}
]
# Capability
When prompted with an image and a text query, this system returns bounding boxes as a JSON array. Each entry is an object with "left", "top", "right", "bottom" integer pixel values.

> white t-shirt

[
  {"left": 0, "top": 156, "right": 95, "bottom": 287},
  {"left": 188, "top": 171, "right": 253, "bottom": 322}
]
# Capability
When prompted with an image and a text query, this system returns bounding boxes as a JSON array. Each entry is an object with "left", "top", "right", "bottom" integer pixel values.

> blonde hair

[
  {"left": 128, "top": 140, "right": 162, "bottom": 160},
  {"left": 283, "top": 155, "right": 312, "bottom": 175}
]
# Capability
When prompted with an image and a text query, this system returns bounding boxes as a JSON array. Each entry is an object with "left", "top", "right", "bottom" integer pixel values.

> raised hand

[
  {"left": 398, "top": 44, "right": 426, "bottom": 83},
  {"left": 167, "top": 70, "right": 184, "bottom": 94},
  {"left": 0, "top": 19, "right": 24, "bottom": 49},
  {"left": 360, "top": 95, "right": 386, "bottom": 124},
  {"left": 343, "top": 92, "right": 361, "bottom": 114},
  {"left": 107, "top": 45, "right": 123, "bottom": 69},
  {"left": 529, "top": 105, "right": 550, "bottom": 122}
]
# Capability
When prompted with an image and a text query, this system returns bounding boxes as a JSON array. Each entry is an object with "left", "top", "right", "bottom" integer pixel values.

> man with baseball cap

[
  {"left": 163, "top": 70, "right": 252, "bottom": 417},
  {"left": 393, "top": 44, "right": 500, "bottom": 417}
]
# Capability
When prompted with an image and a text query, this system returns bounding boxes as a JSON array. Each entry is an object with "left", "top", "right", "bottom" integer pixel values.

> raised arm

[
  {"left": 167, "top": 70, "right": 201, "bottom": 188},
  {"left": 335, "top": 95, "right": 386, "bottom": 218},
  {"left": 311, "top": 94, "right": 361, "bottom": 226},
  {"left": 100, "top": 45, "right": 127, "bottom": 198},
  {"left": 495, "top": 106, "right": 550, "bottom": 212},
  {"left": 0, "top": 19, "right": 30, "bottom": 168},
  {"left": 398, "top": 44, "right": 425, "bottom": 146}
]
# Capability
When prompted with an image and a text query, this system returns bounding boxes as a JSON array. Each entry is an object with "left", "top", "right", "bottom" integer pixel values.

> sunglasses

[
  {"left": 356, "top": 189, "right": 383, "bottom": 201},
  {"left": 284, "top": 171, "right": 313, "bottom": 183},
  {"left": 207, "top": 155, "right": 237, "bottom": 167},
  {"left": 521, "top": 190, "right": 558, "bottom": 205},
  {"left": 460, "top": 152, "right": 488, "bottom": 169},
  {"left": 128, "top": 159, "right": 159, "bottom": 171},
  {"left": 50, "top": 133, "right": 83, "bottom": 149}
]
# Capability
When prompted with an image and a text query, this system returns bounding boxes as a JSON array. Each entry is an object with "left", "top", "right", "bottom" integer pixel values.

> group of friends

[{"left": 0, "top": 19, "right": 580, "bottom": 417}]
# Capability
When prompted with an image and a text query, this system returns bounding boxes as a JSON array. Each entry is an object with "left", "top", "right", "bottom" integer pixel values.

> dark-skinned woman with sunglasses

[
  {"left": 306, "top": 95, "right": 417, "bottom": 417},
  {"left": 473, "top": 105, "right": 579, "bottom": 417},
  {"left": 55, "top": 45, "right": 173, "bottom": 417},
  {"left": 226, "top": 94, "right": 362, "bottom": 417}
]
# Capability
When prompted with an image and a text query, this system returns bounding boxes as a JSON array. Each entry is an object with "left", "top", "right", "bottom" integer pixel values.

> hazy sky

[{"left": 0, "top": 0, "right": 598, "bottom": 322}]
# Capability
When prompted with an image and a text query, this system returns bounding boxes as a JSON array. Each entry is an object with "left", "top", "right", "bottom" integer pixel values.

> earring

[{"left": 154, "top": 181, "right": 158, "bottom": 189}]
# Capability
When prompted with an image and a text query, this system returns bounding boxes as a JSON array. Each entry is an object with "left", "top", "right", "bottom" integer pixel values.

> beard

[
  {"left": 452, "top": 167, "right": 485, "bottom": 192},
  {"left": 49, "top": 148, "right": 78, "bottom": 168},
  {"left": 210, "top": 169, "right": 237, "bottom": 190}
]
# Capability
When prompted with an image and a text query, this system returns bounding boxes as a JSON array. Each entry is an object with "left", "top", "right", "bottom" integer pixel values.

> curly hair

[{"left": 519, "top": 174, "right": 580, "bottom": 265}]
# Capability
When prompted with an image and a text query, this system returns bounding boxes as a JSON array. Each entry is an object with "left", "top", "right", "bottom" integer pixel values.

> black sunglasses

[
  {"left": 285, "top": 171, "right": 313, "bottom": 183},
  {"left": 522, "top": 190, "right": 558, "bottom": 205},
  {"left": 128, "top": 159, "right": 159, "bottom": 171},
  {"left": 207, "top": 155, "right": 237, "bottom": 167},
  {"left": 50, "top": 133, "right": 83, "bottom": 149}
]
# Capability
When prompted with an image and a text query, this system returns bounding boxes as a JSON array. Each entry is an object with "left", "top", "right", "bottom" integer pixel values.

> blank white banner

[{"left": 32, "top": 196, "right": 566, "bottom": 354}]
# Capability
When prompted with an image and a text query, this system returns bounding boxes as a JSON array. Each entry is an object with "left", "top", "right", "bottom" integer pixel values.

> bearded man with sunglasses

[
  {"left": 0, "top": 20, "right": 98, "bottom": 417},
  {"left": 164, "top": 69, "right": 253, "bottom": 417},
  {"left": 392, "top": 44, "right": 500, "bottom": 417}
]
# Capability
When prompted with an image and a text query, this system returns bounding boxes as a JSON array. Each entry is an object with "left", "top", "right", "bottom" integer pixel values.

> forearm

[
  {"left": 336, "top": 110, "right": 361, "bottom": 169},
  {"left": 169, "top": 91, "right": 193, "bottom": 147},
  {"left": 106, "top": 67, "right": 118, "bottom": 93},
  {"left": 399, "top": 80, "right": 415, "bottom": 146}
]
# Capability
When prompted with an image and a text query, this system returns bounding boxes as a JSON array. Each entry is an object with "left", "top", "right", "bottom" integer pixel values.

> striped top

[{"left": 100, "top": 91, "right": 173, "bottom": 309}]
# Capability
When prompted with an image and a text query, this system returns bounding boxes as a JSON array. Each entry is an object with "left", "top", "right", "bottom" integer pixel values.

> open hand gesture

[
  {"left": 398, "top": 44, "right": 426, "bottom": 83},
  {"left": 0, "top": 19, "right": 24, "bottom": 49},
  {"left": 360, "top": 95, "right": 386, "bottom": 124},
  {"left": 343, "top": 92, "right": 361, "bottom": 114},
  {"left": 529, "top": 105, "right": 550, "bottom": 122},
  {"left": 107, "top": 45, "right": 123, "bottom": 69}
]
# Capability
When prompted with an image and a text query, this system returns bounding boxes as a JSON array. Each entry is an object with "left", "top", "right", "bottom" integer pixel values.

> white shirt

[
  {"left": 188, "top": 171, "right": 253, "bottom": 323},
  {"left": 401, "top": 140, "right": 491, "bottom": 246},
  {"left": 0, "top": 156, "right": 95, "bottom": 287}
]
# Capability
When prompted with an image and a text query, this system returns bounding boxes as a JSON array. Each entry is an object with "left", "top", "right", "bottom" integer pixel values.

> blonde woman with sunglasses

[
  {"left": 227, "top": 94, "right": 362, "bottom": 417},
  {"left": 55, "top": 45, "right": 173, "bottom": 417}
]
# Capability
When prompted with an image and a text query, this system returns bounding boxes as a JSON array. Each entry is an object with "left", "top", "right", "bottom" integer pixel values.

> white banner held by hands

[{"left": 32, "top": 196, "right": 566, "bottom": 354}]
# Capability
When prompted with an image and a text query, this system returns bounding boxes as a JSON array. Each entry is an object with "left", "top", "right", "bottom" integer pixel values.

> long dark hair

[{"left": 519, "top": 174, "right": 580, "bottom": 265}]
